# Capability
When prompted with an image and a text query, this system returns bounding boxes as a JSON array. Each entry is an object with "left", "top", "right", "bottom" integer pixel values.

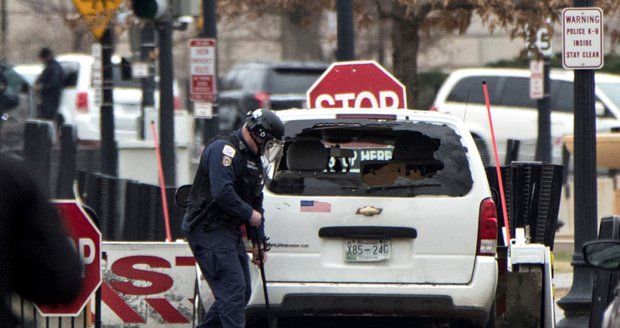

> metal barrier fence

[
  {"left": 486, "top": 162, "right": 564, "bottom": 249},
  {"left": 19, "top": 120, "right": 185, "bottom": 242},
  {"left": 76, "top": 171, "right": 185, "bottom": 241},
  {"left": 11, "top": 297, "right": 90, "bottom": 328}
]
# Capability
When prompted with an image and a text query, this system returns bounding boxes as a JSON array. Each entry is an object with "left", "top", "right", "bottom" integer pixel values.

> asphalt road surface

[{"left": 260, "top": 316, "right": 474, "bottom": 328}]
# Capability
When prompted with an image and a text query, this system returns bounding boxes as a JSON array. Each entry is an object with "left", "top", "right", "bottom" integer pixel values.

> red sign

[
  {"left": 189, "top": 38, "right": 217, "bottom": 102},
  {"left": 306, "top": 60, "right": 407, "bottom": 109},
  {"left": 101, "top": 243, "right": 197, "bottom": 326},
  {"left": 37, "top": 201, "right": 102, "bottom": 316}
]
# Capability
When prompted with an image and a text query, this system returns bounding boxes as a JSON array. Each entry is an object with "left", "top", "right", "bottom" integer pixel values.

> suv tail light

[
  {"left": 429, "top": 105, "right": 439, "bottom": 111},
  {"left": 174, "top": 95, "right": 183, "bottom": 111},
  {"left": 255, "top": 92, "right": 270, "bottom": 109},
  {"left": 76, "top": 92, "right": 89, "bottom": 113},
  {"left": 477, "top": 197, "right": 498, "bottom": 256}
]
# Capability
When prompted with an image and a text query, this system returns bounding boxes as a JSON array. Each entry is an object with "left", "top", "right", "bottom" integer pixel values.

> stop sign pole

[
  {"left": 36, "top": 201, "right": 102, "bottom": 317},
  {"left": 307, "top": 60, "right": 407, "bottom": 109}
]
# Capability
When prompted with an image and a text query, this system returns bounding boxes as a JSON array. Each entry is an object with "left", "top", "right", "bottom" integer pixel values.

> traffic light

[{"left": 132, "top": 0, "right": 168, "bottom": 20}]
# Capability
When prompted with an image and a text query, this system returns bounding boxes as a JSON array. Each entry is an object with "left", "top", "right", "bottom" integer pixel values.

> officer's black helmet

[{"left": 246, "top": 108, "right": 285, "bottom": 142}]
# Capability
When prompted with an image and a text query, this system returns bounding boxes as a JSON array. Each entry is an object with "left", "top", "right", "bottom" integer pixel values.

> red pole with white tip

[
  {"left": 482, "top": 81, "right": 512, "bottom": 244},
  {"left": 150, "top": 121, "right": 173, "bottom": 242}
]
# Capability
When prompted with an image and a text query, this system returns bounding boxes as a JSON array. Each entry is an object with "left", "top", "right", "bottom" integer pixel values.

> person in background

[
  {"left": 34, "top": 48, "right": 64, "bottom": 124},
  {"left": 0, "top": 154, "right": 83, "bottom": 327}
]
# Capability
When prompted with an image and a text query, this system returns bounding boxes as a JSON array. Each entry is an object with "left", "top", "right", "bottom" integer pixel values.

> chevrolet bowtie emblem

[{"left": 356, "top": 206, "right": 382, "bottom": 217}]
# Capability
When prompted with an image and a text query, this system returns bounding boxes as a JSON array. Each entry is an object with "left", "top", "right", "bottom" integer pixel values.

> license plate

[{"left": 344, "top": 239, "right": 391, "bottom": 262}]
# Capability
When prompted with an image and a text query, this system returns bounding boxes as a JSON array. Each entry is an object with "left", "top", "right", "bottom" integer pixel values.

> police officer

[{"left": 183, "top": 108, "right": 284, "bottom": 328}]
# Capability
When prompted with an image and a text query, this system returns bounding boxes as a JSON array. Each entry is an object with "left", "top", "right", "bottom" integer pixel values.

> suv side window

[
  {"left": 551, "top": 81, "right": 573, "bottom": 113},
  {"left": 446, "top": 76, "right": 501, "bottom": 104},
  {"left": 267, "top": 68, "right": 325, "bottom": 94},
  {"left": 222, "top": 67, "right": 266, "bottom": 92},
  {"left": 500, "top": 77, "right": 536, "bottom": 109},
  {"left": 59, "top": 62, "right": 80, "bottom": 88},
  {"left": 550, "top": 80, "right": 613, "bottom": 116}
]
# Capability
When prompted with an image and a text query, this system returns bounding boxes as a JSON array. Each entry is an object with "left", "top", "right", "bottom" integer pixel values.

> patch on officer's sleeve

[
  {"left": 222, "top": 155, "right": 233, "bottom": 167},
  {"left": 223, "top": 145, "right": 236, "bottom": 158}
]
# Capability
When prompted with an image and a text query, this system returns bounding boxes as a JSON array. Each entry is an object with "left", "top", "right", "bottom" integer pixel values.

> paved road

[{"left": 275, "top": 317, "right": 464, "bottom": 328}]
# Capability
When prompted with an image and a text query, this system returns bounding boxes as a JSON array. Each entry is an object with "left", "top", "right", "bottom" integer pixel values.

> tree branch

[
  {"left": 17, "top": 0, "right": 66, "bottom": 16},
  {"left": 375, "top": 0, "right": 406, "bottom": 23}
]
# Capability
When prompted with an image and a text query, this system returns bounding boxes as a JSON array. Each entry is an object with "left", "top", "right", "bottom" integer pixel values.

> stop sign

[
  {"left": 307, "top": 60, "right": 407, "bottom": 109},
  {"left": 36, "top": 201, "right": 102, "bottom": 317}
]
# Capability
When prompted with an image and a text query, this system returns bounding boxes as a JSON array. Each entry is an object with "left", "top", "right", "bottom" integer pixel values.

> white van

[
  {"left": 433, "top": 68, "right": 620, "bottom": 163},
  {"left": 18, "top": 54, "right": 189, "bottom": 142},
  {"left": 233, "top": 108, "right": 499, "bottom": 327}
]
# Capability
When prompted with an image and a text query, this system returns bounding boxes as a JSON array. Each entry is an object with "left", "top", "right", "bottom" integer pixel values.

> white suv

[
  {"left": 433, "top": 68, "right": 620, "bottom": 163},
  {"left": 32, "top": 54, "right": 187, "bottom": 142},
  {"left": 237, "top": 108, "right": 498, "bottom": 327}
]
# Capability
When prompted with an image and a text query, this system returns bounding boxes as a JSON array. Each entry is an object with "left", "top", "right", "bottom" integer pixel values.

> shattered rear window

[{"left": 267, "top": 119, "right": 473, "bottom": 197}]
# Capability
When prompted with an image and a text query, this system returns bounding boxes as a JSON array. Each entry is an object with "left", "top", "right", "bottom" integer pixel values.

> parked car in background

[
  {"left": 218, "top": 61, "right": 328, "bottom": 131},
  {"left": 0, "top": 61, "right": 35, "bottom": 157},
  {"left": 433, "top": 68, "right": 620, "bottom": 164},
  {"left": 13, "top": 64, "right": 41, "bottom": 86},
  {"left": 15, "top": 55, "right": 189, "bottom": 144},
  {"left": 54, "top": 54, "right": 186, "bottom": 142}
]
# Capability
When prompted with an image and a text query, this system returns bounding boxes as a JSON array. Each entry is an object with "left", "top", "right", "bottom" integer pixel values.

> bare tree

[
  {"left": 219, "top": 0, "right": 620, "bottom": 106},
  {"left": 17, "top": 0, "right": 91, "bottom": 52}
]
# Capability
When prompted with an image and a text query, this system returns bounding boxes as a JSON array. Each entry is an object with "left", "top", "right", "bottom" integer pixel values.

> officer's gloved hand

[
  {"left": 249, "top": 209, "right": 262, "bottom": 227},
  {"left": 252, "top": 243, "right": 268, "bottom": 266},
  {"left": 260, "top": 236, "right": 271, "bottom": 253}
]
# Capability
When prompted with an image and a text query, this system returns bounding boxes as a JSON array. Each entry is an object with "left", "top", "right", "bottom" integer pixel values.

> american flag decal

[{"left": 300, "top": 200, "right": 332, "bottom": 213}]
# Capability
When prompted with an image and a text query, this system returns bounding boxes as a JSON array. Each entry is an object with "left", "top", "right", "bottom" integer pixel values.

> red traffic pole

[
  {"left": 150, "top": 121, "right": 173, "bottom": 242},
  {"left": 482, "top": 81, "right": 512, "bottom": 244}
]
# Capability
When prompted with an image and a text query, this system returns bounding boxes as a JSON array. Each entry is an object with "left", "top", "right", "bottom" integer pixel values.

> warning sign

[
  {"left": 562, "top": 7, "right": 604, "bottom": 69},
  {"left": 72, "top": 0, "right": 123, "bottom": 40},
  {"left": 189, "top": 38, "right": 217, "bottom": 102},
  {"left": 529, "top": 60, "right": 544, "bottom": 100}
]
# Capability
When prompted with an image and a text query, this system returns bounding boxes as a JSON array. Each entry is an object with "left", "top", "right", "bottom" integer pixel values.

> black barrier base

[
  {"left": 485, "top": 162, "right": 564, "bottom": 249},
  {"left": 556, "top": 261, "right": 594, "bottom": 327},
  {"left": 585, "top": 216, "right": 620, "bottom": 327}
]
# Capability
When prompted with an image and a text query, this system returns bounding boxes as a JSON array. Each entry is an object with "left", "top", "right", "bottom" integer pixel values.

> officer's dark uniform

[{"left": 182, "top": 129, "right": 265, "bottom": 328}]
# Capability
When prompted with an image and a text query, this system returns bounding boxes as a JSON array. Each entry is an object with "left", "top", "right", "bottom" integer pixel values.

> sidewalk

[{"left": 554, "top": 272, "right": 572, "bottom": 322}]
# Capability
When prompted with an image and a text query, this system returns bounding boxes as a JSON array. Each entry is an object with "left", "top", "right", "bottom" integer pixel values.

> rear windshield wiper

[{"left": 365, "top": 182, "right": 441, "bottom": 193}]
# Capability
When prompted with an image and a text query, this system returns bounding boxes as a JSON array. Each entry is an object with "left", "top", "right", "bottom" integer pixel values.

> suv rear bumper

[
  {"left": 246, "top": 257, "right": 497, "bottom": 324},
  {"left": 246, "top": 294, "right": 488, "bottom": 325}
]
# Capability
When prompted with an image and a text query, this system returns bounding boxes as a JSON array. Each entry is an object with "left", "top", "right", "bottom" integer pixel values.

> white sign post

[
  {"left": 535, "top": 27, "right": 553, "bottom": 58},
  {"left": 527, "top": 26, "right": 553, "bottom": 58},
  {"left": 529, "top": 60, "right": 544, "bottom": 100},
  {"left": 562, "top": 7, "right": 604, "bottom": 69},
  {"left": 92, "top": 44, "right": 103, "bottom": 107},
  {"left": 189, "top": 38, "right": 217, "bottom": 119},
  {"left": 132, "top": 62, "right": 149, "bottom": 79}
]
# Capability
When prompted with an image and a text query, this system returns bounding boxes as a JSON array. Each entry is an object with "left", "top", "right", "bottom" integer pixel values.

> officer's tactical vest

[{"left": 185, "top": 133, "right": 263, "bottom": 232}]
